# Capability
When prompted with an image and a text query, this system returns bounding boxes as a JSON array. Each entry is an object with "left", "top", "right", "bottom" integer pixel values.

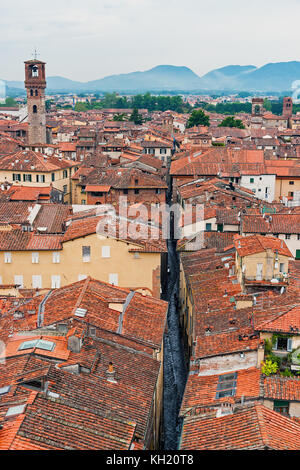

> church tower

[
  {"left": 24, "top": 58, "right": 47, "bottom": 145},
  {"left": 282, "top": 96, "right": 293, "bottom": 118}
]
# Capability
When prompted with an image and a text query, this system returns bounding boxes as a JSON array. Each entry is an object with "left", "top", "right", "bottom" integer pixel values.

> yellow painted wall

[
  {"left": 0, "top": 167, "right": 77, "bottom": 203},
  {"left": 0, "top": 233, "right": 161, "bottom": 295},
  {"left": 275, "top": 178, "right": 300, "bottom": 201},
  {"left": 237, "top": 251, "right": 290, "bottom": 283}
]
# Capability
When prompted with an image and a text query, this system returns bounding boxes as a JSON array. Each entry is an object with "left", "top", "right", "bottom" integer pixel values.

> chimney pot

[{"left": 106, "top": 362, "right": 117, "bottom": 383}]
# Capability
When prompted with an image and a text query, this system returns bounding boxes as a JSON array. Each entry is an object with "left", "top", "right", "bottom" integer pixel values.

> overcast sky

[{"left": 1, "top": 0, "right": 300, "bottom": 82}]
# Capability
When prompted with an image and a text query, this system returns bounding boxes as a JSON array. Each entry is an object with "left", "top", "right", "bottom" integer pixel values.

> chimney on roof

[
  {"left": 67, "top": 334, "right": 82, "bottom": 353},
  {"left": 106, "top": 362, "right": 117, "bottom": 383},
  {"left": 216, "top": 402, "right": 234, "bottom": 417}
]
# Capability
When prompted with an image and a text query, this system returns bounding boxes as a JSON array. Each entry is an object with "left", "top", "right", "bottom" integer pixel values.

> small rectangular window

[
  {"left": 14, "top": 275, "right": 23, "bottom": 288},
  {"left": 31, "top": 252, "right": 39, "bottom": 264},
  {"left": 52, "top": 252, "right": 60, "bottom": 264},
  {"left": 6, "top": 404, "right": 26, "bottom": 417},
  {"left": 285, "top": 234, "right": 291, "bottom": 240},
  {"left": 215, "top": 372, "right": 237, "bottom": 399},
  {"left": 206, "top": 223, "right": 212, "bottom": 231},
  {"left": 275, "top": 337, "right": 288, "bottom": 351},
  {"left": 12, "top": 173, "right": 21, "bottom": 181},
  {"left": 4, "top": 252, "right": 12, "bottom": 263},
  {"left": 0, "top": 386, "right": 10, "bottom": 395},
  {"left": 109, "top": 273, "right": 118, "bottom": 286},
  {"left": 51, "top": 275, "right": 61, "bottom": 288},
  {"left": 102, "top": 246, "right": 110, "bottom": 258},
  {"left": 279, "top": 263, "right": 285, "bottom": 273},
  {"left": 274, "top": 400, "right": 289, "bottom": 415},
  {"left": 289, "top": 181, "right": 294, "bottom": 185},
  {"left": 250, "top": 177, "right": 254, "bottom": 183},
  {"left": 36, "top": 174, "right": 45, "bottom": 183},
  {"left": 23, "top": 174, "right": 32, "bottom": 182},
  {"left": 32, "top": 275, "right": 42, "bottom": 289},
  {"left": 82, "top": 246, "right": 91, "bottom": 262}
]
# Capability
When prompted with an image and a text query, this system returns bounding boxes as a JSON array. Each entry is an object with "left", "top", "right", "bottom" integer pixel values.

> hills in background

[{"left": 3, "top": 61, "right": 300, "bottom": 94}]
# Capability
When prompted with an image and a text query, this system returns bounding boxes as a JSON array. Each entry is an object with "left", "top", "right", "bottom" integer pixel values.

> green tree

[
  {"left": 0, "top": 97, "right": 18, "bottom": 107},
  {"left": 218, "top": 116, "right": 245, "bottom": 129},
  {"left": 74, "top": 102, "right": 89, "bottom": 112},
  {"left": 113, "top": 113, "right": 127, "bottom": 121},
  {"left": 261, "top": 359, "right": 278, "bottom": 376},
  {"left": 186, "top": 109, "right": 210, "bottom": 128},
  {"left": 263, "top": 98, "right": 272, "bottom": 111},
  {"left": 129, "top": 108, "right": 143, "bottom": 124}
]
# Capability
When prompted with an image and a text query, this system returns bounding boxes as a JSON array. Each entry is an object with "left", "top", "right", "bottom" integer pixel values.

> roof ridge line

[
  {"left": 72, "top": 276, "right": 91, "bottom": 314},
  {"left": 255, "top": 403, "right": 271, "bottom": 449}
]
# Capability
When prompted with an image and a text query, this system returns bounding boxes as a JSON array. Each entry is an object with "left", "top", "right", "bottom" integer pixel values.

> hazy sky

[{"left": 1, "top": 0, "right": 300, "bottom": 81}]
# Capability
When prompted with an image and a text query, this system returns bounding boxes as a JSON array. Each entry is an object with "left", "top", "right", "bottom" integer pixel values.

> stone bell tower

[
  {"left": 24, "top": 57, "right": 47, "bottom": 145},
  {"left": 282, "top": 96, "right": 293, "bottom": 118}
]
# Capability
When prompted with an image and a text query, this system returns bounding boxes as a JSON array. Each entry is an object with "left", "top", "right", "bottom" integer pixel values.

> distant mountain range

[{"left": 3, "top": 61, "right": 300, "bottom": 93}]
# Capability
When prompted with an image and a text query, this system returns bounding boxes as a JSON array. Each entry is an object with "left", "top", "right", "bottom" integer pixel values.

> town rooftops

[
  {"left": 0, "top": 150, "right": 76, "bottom": 172},
  {"left": 0, "top": 277, "right": 168, "bottom": 349},
  {"left": 180, "top": 403, "right": 300, "bottom": 450},
  {"left": 234, "top": 234, "right": 293, "bottom": 258},
  {"left": 256, "top": 305, "right": 300, "bottom": 334},
  {"left": 180, "top": 367, "right": 261, "bottom": 415},
  {"left": 241, "top": 213, "right": 300, "bottom": 235},
  {"left": 81, "top": 167, "right": 168, "bottom": 190}
]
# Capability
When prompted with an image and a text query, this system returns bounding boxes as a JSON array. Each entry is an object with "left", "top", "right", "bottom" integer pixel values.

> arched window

[
  {"left": 31, "top": 66, "right": 39, "bottom": 78},
  {"left": 30, "top": 89, "right": 33, "bottom": 96},
  {"left": 35, "top": 90, "right": 38, "bottom": 96},
  {"left": 254, "top": 105, "right": 261, "bottom": 115},
  {"left": 33, "top": 105, "right": 37, "bottom": 114}
]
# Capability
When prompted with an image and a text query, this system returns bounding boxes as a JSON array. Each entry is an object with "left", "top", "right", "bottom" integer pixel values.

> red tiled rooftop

[{"left": 180, "top": 403, "right": 300, "bottom": 450}]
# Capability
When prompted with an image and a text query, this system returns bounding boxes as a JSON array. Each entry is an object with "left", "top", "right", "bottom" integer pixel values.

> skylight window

[
  {"left": 18, "top": 339, "right": 55, "bottom": 352},
  {"left": 215, "top": 372, "right": 237, "bottom": 399},
  {"left": 6, "top": 404, "right": 26, "bottom": 417},
  {"left": 48, "top": 391, "right": 60, "bottom": 398},
  {"left": 18, "top": 340, "right": 38, "bottom": 350},
  {"left": 36, "top": 340, "right": 55, "bottom": 351},
  {"left": 74, "top": 308, "right": 87, "bottom": 318}
]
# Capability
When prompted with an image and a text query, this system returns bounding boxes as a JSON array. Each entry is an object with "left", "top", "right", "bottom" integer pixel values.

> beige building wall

[
  {"left": 275, "top": 177, "right": 300, "bottom": 201},
  {"left": 72, "top": 183, "right": 87, "bottom": 205},
  {"left": 0, "top": 233, "right": 162, "bottom": 297},
  {"left": 236, "top": 250, "right": 290, "bottom": 284},
  {"left": 0, "top": 166, "right": 77, "bottom": 203}
]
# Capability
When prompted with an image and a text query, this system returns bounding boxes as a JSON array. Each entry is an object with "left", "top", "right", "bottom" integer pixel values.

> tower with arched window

[{"left": 24, "top": 59, "right": 47, "bottom": 144}]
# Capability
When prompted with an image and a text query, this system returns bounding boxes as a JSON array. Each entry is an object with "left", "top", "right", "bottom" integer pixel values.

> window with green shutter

[{"left": 274, "top": 400, "right": 289, "bottom": 415}]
